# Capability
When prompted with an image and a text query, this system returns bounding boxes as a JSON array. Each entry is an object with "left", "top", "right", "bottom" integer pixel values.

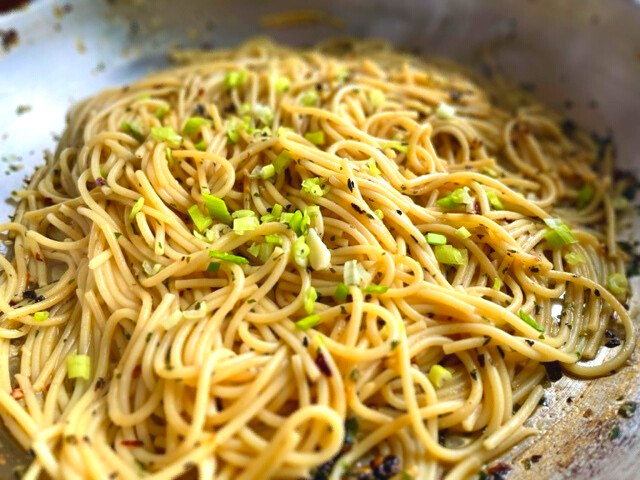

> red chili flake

[
  {"left": 10, "top": 387, "right": 23, "bottom": 400},
  {"left": 121, "top": 439, "right": 143, "bottom": 447},
  {"left": 314, "top": 351, "right": 332, "bottom": 377},
  {"left": 132, "top": 365, "right": 141, "bottom": 378},
  {"left": 34, "top": 252, "right": 44, "bottom": 261}
]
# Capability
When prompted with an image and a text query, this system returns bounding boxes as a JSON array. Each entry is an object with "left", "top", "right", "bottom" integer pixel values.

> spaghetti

[{"left": 0, "top": 38, "right": 635, "bottom": 479}]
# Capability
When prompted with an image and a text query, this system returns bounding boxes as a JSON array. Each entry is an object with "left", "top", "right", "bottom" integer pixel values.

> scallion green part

[
  {"left": 275, "top": 76, "right": 291, "bottom": 93},
  {"left": 129, "top": 197, "right": 144, "bottom": 220},
  {"left": 182, "top": 117, "right": 211, "bottom": 135},
  {"left": 382, "top": 142, "right": 408, "bottom": 153},
  {"left": 362, "top": 284, "right": 388, "bottom": 294},
  {"left": 436, "top": 187, "right": 473, "bottom": 208},
  {"left": 207, "top": 262, "right": 221, "bottom": 272},
  {"left": 481, "top": 167, "right": 499, "bottom": 178},
  {"left": 374, "top": 209, "right": 384, "bottom": 219},
  {"left": 265, "top": 234, "right": 283, "bottom": 245},
  {"left": 543, "top": 218, "right": 577, "bottom": 247},
  {"left": 428, "top": 364, "right": 452, "bottom": 388},
  {"left": 289, "top": 210, "right": 304, "bottom": 235},
  {"left": 233, "top": 215, "right": 259, "bottom": 234},
  {"left": 224, "top": 70, "right": 247, "bottom": 89},
  {"left": 304, "top": 130, "right": 325, "bottom": 146},
  {"left": 208, "top": 250, "right": 249, "bottom": 265},
  {"left": 273, "top": 151, "right": 292, "bottom": 174},
  {"left": 188, "top": 205, "right": 213, "bottom": 232},
  {"left": 155, "top": 104, "right": 169, "bottom": 119},
  {"left": 202, "top": 194, "right": 232, "bottom": 224},
  {"left": 67, "top": 354, "right": 90, "bottom": 380},
  {"left": 576, "top": 185, "right": 594, "bottom": 208},
  {"left": 434, "top": 245, "right": 468, "bottom": 265},
  {"left": 295, "top": 314, "right": 322, "bottom": 331},
  {"left": 194, "top": 140, "right": 207, "bottom": 151},
  {"left": 606, "top": 273, "right": 628, "bottom": 295},
  {"left": 565, "top": 252, "right": 585, "bottom": 266},
  {"left": 301, "top": 177, "right": 328, "bottom": 197},
  {"left": 226, "top": 120, "right": 239, "bottom": 144},
  {"left": 334, "top": 282, "right": 349, "bottom": 303},
  {"left": 121, "top": 119, "right": 145, "bottom": 142},
  {"left": 486, "top": 191, "right": 504, "bottom": 210},
  {"left": 292, "top": 235, "right": 310, "bottom": 268},
  {"left": 300, "top": 90, "right": 318, "bottom": 106},
  {"left": 304, "top": 287, "right": 317, "bottom": 314},
  {"left": 493, "top": 277, "right": 502, "bottom": 290},
  {"left": 455, "top": 227, "right": 471, "bottom": 239},
  {"left": 33, "top": 311, "right": 49, "bottom": 322},
  {"left": 426, "top": 232, "right": 447, "bottom": 245},
  {"left": 151, "top": 126, "right": 182, "bottom": 146},
  {"left": 518, "top": 310, "right": 544, "bottom": 332},
  {"left": 434, "top": 101, "right": 456, "bottom": 119},
  {"left": 366, "top": 159, "right": 381, "bottom": 175}
]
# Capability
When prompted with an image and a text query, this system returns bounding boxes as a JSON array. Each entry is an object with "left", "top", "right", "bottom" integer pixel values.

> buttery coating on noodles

[{"left": 0, "top": 38, "right": 635, "bottom": 479}]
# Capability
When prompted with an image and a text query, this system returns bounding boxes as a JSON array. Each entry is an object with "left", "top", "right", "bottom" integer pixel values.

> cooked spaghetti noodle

[{"left": 0, "top": 38, "right": 635, "bottom": 480}]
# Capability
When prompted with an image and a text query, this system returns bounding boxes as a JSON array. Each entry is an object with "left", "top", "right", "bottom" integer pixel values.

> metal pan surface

[{"left": 0, "top": 0, "right": 639, "bottom": 478}]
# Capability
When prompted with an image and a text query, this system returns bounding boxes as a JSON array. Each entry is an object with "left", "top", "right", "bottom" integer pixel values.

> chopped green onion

[
  {"left": 374, "top": 209, "right": 384, "bottom": 219},
  {"left": 279, "top": 212, "right": 294, "bottom": 224},
  {"left": 606, "top": 273, "right": 628, "bottom": 296},
  {"left": 247, "top": 242, "right": 273, "bottom": 262},
  {"left": 434, "top": 245, "right": 468, "bottom": 265},
  {"left": 209, "top": 250, "right": 249, "bottom": 265},
  {"left": 382, "top": 142, "right": 408, "bottom": 153},
  {"left": 67, "top": 354, "right": 90, "bottom": 380},
  {"left": 565, "top": 252, "right": 585, "bottom": 266},
  {"left": 226, "top": 120, "right": 239, "bottom": 144},
  {"left": 273, "top": 151, "right": 292, "bottom": 174},
  {"left": 301, "top": 177, "right": 328, "bottom": 197},
  {"left": 304, "top": 287, "right": 317, "bottom": 314},
  {"left": 182, "top": 117, "right": 211, "bottom": 135},
  {"left": 300, "top": 90, "right": 318, "bottom": 106},
  {"left": 292, "top": 235, "right": 310, "bottom": 268},
  {"left": 336, "top": 69, "right": 349, "bottom": 83},
  {"left": 155, "top": 104, "right": 170, "bottom": 120},
  {"left": 614, "top": 197, "right": 629, "bottom": 210},
  {"left": 366, "top": 159, "right": 381, "bottom": 175},
  {"left": 295, "top": 314, "right": 322, "bottom": 331},
  {"left": 129, "top": 197, "right": 144, "bottom": 220},
  {"left": 253, "top": 104, "right": 274, "bottom": 125},
  {"left": 233, "top": 215, "right": 259, "bottom": 234},
  {"left": 426, "top": 232, "right": 447, "bottom": 245},
  {"left": 165, "top": 147, "right": 174, "bottom": 166},
  {"left": 121, "top": 119, "right": 145, "bottom": 142},
  {"left": 344, "top": 260, "right": 371, "bottom": 287},
  {"left": 518, "top": 310, "right": 544, "bottom": 332},
  {"left": 307, "top": 228, "right": 331, "bottom": 270},
  {"left": 304, "top": 130, "right": 325, "bottom": 146},
  {"left": 437, "top": 187, "right": 473, "bottom": 208},
  {"left": 207, "top": 262, "right": 221, "bottom": 272},
  {"left": 275, "top": 76, "right": 291, "bottom": 93},
  {"left": 247, "top": 242, "right": 261, "bottom": 258},
  {"left": 162, "top": 310, "right": 183, "bottom": 330},
  {"left": 232, "top": 210, "right": 256, "bottom": 219},
  {"left": 224, "top": 70, "right": 247, "bottom": 89},
  {"left": 486, "top": 191, "right": 504, "bottom": 210},
  {"left": 288, "top": 210, "right": 304, "bottom": 235},
  {"left": 202, "top": 194, "right": 232, "bottom": 224},
  {"left": 455, "top": 227, "right": 471, "bottom": 239},
  {"left": 194, "top": 140, "right": 207, "bottom": 151},
  {"left": 334, "top": 282, "right": 349, "bottom": 302},
  {"left": 142, "top": 261, "right": 162, "bottom": 276},
  {"left": 151, "top": 126, "right": 182, "bottom": 146},
  {"left": 481, "top": 167, "right": 499, "bottom": 178},
  {"left": 493, "top": 277, "right": 502, "bottom": 290},
  {"left": 265, "top": 234, "right": 283, "bottom": 245},
  {"left": 576, "top": 185, "right": 593, "bottom": 208},
  {"left": 428, "top": 364, "right": 452, "bottom": 388},
  {"left": 33, "top": 311, "right": 49, "bottom": 322},
  {"left": 434, "top": 102, "right": 456, "bottom": 119},
  {"left": 369, "top": 89, "right": 386, "bottom": 108},
  {"left": 250, "top": 164, "right": 276, "bottom": 180},
  {"left": 543, "top": 218, "right": 577, "bottom": 247},
  {"left": 188, "top": 205, "right": 213, "bottom": 232},
  {"left": 362, "top": 284, "right": 388, "bottom": 294}
]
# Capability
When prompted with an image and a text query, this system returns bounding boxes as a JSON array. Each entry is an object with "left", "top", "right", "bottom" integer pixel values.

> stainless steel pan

[{"left": 1, "top": 0, "right": 639, "bottom": 478}]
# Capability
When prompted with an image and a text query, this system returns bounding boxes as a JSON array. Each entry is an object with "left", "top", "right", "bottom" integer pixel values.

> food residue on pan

[
  {"left": 52, "top": 3, "right": 72, "bottom": 19},
  {"left": 15, "top": 105, "right": 31, "bottom": 115},
  {"left": 76, "top": 37, "right": 86, "bottom": 54},
  {"left": 0, "top": 28, "right": 19, "bottom": 52},
  {"left": 259, "top": 10, "right": 344, "bottom": 29}
]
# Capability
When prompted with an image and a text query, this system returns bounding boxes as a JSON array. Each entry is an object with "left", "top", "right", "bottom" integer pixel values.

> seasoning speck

[
  {"left": 618, "top": 401, "right": 637, "bottom": 419},
  {"left": 1, "top": 28, "right": 19, "bottom": 52},
  {"left": 15, "top": 104, "right": 31, "bottom": 115}
]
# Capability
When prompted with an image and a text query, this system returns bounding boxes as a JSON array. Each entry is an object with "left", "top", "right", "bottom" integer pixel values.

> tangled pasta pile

[{"left": 0, "top": 38, "right": 635, "bottom": 480}]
